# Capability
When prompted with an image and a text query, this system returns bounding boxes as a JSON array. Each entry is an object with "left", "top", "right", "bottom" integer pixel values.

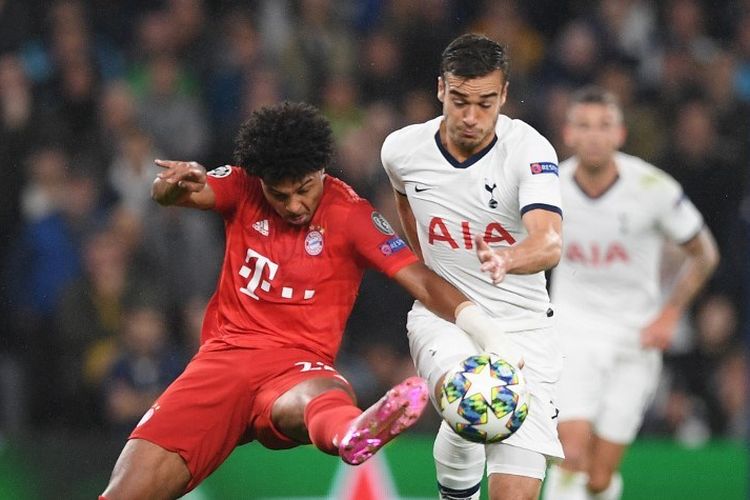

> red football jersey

[{"left": 199, "top": 166, "right": 418, "bottom": 362}]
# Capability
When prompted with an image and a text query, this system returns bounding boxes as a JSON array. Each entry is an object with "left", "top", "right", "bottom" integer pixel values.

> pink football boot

[{"left": 338, "top": 376, "right": 429, "bottom": 465}]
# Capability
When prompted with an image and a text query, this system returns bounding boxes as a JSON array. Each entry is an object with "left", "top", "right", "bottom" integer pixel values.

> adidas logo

[{"left": 252, "top": 219, "right": 269, "bottom": 236}]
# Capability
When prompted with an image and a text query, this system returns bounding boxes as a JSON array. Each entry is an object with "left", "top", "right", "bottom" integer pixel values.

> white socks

[
  {"left": 434, "top": 421, "right": 484, "bottom": 499},
  {"left": 544, "top": 465, "right": 623, "bottom": 500},
  {"left": 590, "top": 472, "right": 622, "bottom": 500},
  {"left": 543, "top": 464, "right": 589, "bottom": 500}
]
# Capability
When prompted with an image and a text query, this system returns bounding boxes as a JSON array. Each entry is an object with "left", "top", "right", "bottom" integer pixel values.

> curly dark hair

[
  {"left": 233, "top": 101, "right": 335, "bottom": 184},
  {"left": 440, "top": 33, "right": 510, "bottom": 82}
]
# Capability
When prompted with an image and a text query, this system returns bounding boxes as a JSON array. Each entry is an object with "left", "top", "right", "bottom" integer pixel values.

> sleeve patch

[
  {"left": 530, "top": 162, "right": 559, "bottom": 176},
  {"left": 371, "top": 211, "right": 395, "bottom": 235},
  {"left": 379, "top": 236, "right": 407, "bottom": 256},
  {"left": 207, "top": 165, "right": 233, "bottom": 178}
]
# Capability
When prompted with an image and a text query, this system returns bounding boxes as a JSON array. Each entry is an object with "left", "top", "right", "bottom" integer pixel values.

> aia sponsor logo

[
  {"left": 565, "top": 241, "right": 629, "bottom": 266},
  {"left": 427, "top": 217, "right": 516, "bottom": 249}
]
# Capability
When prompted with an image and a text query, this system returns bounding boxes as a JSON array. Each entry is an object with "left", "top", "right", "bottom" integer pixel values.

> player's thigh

[
  {"left": 407, "top": 301, "right": 479, "bottom": 405},
  {"left": 103, "top": 438, "right": 190, "bottom": 500},
  {"left": 596, "top": 348, "right": 661, "bottom": 444}
]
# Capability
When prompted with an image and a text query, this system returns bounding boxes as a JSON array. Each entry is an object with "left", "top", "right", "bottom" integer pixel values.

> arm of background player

[
  {"left": 641, "top": 227, "right": 719, "bottom": 350},
  {"left": 393, "top": 189, "right": 424, "bottom": 261},
  {"left": 477, "top": 209, "right": 562, "bottom": 284},
  {"left": 151, "top": 159, "right": 216, "bottom": 209}
]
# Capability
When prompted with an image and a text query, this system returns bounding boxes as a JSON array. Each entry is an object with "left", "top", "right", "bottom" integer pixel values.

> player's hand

[
  {"left": 455, "top": 304, "right": 524, "bottom": 368},
  {"left": 640, "top": 306, "right": 681, "bottom": 350},
  {"left": 475, "top": 235, "right": 508, "bottom": 284},
  {"left": 155, "top": 159, "right": 207, "bottom": 192}
]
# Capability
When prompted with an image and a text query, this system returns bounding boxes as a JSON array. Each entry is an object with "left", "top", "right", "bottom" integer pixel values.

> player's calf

[{"left": 338, "top": 376, "right": 429, "bottom": 465}]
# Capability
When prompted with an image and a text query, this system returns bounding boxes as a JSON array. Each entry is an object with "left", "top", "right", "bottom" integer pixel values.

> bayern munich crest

[{"left": 305, "top": 230, "right": 324, "bottom": 255}]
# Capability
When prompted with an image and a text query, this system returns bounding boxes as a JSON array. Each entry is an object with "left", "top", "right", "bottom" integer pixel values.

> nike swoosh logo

[{"left": 415, "top": 185, "right": 432, "bottom": 192}]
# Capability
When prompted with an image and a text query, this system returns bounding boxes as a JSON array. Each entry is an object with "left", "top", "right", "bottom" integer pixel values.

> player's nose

[
  {"left": 285, "top": 196, "right": 305, "bottom": 214},
  {"left": 463, "top": 106, "right": 479, "bottom": 126}
]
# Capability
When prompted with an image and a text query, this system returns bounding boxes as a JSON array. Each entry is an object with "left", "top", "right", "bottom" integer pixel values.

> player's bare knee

[
  {"left": 273, "top": 377, "right": 354, "bottom": 441},
  {"left": 587, "top": 467, "right": 614, "bottom": 493}
]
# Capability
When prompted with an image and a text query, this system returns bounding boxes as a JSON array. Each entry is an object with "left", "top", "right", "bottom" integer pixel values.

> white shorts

[
  {"left": 556, "top": 318, "right": 662, "bottom": 444},
  {"left": 407, "top": 301, "right": 565, "bottom": 468}
]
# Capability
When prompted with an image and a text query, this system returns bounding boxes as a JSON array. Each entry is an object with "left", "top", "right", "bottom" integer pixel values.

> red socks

[{"left": 304, "top": 389, "right": 361, "bottom": 455}]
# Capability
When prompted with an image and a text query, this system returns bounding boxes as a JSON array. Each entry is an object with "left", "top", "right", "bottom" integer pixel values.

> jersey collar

[{"left": 434, "top": 131, "right": 497, "bottom": 169}]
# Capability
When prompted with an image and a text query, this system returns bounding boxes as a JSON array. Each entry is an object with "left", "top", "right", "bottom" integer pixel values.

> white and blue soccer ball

[{"left": 439, "top": 353, "right": 529, "bottom": 443}]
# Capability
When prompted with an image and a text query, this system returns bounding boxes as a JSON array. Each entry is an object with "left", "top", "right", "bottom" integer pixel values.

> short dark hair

[
  {"left": 233, "top": 101, "right": 334, "bottom": 184},
  {"left": 440, "top": 33, "right": 510, "bottom": 81},
  {"left": 569, "top": 85, "right": 621, "bottom": 110}
]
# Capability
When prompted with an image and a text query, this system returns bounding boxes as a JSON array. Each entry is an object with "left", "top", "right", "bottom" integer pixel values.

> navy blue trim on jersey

[
  {"left": 573, "top": 172, "right": 620, "bottom": 199},
  {"left": 434, "top": 131, "right": 497, "bottom": 169},
  {"left": 521, "top": 203, "right": 563, "bottom": 217}
]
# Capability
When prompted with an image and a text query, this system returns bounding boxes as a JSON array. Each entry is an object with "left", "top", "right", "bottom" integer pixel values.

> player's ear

[
  {"left": 615, "top": 124, "right": 627, "bottom": 149},
  {"left": 437, "top": 76, "right": 445, "bottom": 103},
  {"left": 499, "top": 81, "right": 509, "bottom": 107}
]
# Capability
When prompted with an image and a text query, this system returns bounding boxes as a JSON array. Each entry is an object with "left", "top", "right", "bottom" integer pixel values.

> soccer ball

[{"left": 439, "top": 353, "right": 529, "bottom": 443}]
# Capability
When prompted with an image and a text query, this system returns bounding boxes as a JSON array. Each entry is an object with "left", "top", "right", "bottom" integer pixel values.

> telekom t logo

[{"left": 238, "top": 248, "right": 279, "bottom": 299}]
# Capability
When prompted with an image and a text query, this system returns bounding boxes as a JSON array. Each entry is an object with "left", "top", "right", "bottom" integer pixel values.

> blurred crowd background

[{"left": 0, "top": 0, "right": 748, "bottom": 447}]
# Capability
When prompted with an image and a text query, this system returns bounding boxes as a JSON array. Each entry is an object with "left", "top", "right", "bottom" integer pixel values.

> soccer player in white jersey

[
  {"left": 382, "top": 33, "right": 565, "bottom": 500},
  {"left": 542, "top": 86, "right": 719, "bottom": 500}
]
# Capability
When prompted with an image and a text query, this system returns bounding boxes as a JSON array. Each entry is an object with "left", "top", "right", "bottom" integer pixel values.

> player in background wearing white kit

[
  {"left": 382, "top": 34, "right": 565, "bottom": 500},
  {"left": 543, "top": 86, "right": 719, "bottom": 500}
]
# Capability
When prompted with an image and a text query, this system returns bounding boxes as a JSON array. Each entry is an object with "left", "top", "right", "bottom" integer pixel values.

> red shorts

[{"left": 129, "top": 341, "right": 350, "bottom": 491}]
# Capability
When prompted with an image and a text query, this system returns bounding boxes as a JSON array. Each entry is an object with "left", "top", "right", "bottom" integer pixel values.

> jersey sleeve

[
  {"left": 381, "top": 132, "right": 407, "bottom": 194},
  {"left": 347, "top": 200, "right": 419, "bottom": 277},
  {"left": 205, "top": 165, "right": 252, "bottom": 218},
  {"left": 513, "top": 133, "right": 563, "bottom": 217},
  {"left": 654, "top": 172, "right": 704, "bottom": 243}
]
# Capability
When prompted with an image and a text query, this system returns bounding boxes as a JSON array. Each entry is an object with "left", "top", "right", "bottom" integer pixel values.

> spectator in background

[
  {"left": 356, "top": 29, "right": 404, "bottom": 106},
  {"left": 138, "top": 200, "right": 222, "bottom": 316},
  {"left": 107, "top": 128, "right": 162, "bottom": 217},
  {"left": 658, "top": 98, "right": 743, "bottom": 261},
  {"left": 658, "top": 295, "right": 743, "bottom": 438},
  {"left": 279, "top": 0, "right": 354, "bottom": 103},
  {"left": 134, "top": 54, "right": 209, "bottom": 160},
  {"left": 97, "top": 80, "right": 140, "bottom": 163},
  {"left": 56, "top": 225, "right": 158, "bottom": 429},
  {"left": 104, "top": 299, "right": 185, "bottom": 437}
]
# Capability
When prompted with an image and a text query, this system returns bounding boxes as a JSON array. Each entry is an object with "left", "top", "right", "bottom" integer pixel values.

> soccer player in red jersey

[{"left": 100, "top": 102, "right": 498, "bottom": 499}]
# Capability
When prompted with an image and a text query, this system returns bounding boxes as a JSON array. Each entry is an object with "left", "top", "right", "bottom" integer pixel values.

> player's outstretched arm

[
  {"left": 641, "top": 227, "right": 719, "bottom": 349},
  {"left": 152, "top": 159, "right": 216, "bottom": 209},
  {"left": 476, "top": 209, "right": 562, "bottom": 284}
]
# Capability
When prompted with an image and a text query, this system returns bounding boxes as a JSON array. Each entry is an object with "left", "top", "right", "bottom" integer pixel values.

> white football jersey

[
  {"left": 382, "top": 115, "right": 562, "bottom": 325},
  {"left": 551, "top": 152, "right": 704, "bottom": 341}
]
